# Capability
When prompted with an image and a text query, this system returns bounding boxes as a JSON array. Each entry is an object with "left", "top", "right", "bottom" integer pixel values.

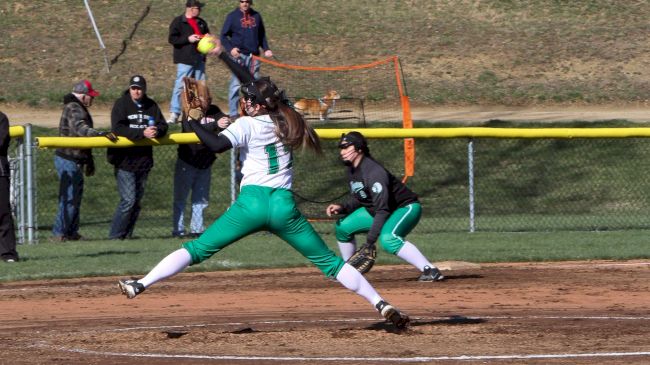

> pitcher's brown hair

[{"left": 254, "top": 79, "right": 322, "bottom": 154}]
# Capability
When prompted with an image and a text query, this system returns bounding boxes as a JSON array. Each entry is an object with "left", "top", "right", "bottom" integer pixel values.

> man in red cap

[{"left": 52, "top": 80, "right": 115, "bottom": 242}]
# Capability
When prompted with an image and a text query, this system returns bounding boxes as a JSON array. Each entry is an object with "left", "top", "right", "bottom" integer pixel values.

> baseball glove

[
  {"left": 347, "top": 243, "right": 377, "bottom": 274},
  {"left": 238, "top": 96, "right": 247, "bottom": 117},
  {"left": 181, "top": 77, "right": 211, "bottom": 121}
]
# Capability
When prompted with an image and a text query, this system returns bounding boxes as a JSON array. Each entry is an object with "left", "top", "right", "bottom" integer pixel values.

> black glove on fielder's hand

[{"left": 347, "top": 243, "right": 377, "bottom": 274}]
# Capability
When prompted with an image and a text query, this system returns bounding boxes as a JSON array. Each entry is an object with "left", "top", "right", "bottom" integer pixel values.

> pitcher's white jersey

[{"left": 220, "top": 115, "right": 293, "bottom": 189}]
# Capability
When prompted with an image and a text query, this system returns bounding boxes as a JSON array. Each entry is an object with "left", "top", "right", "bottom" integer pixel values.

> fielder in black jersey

[{"left": 326, "top": 131, "right": 445, "bottom": 281}]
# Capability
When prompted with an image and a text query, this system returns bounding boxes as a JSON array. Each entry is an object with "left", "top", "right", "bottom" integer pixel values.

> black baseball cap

[
  {"left": 338, "top": 131, "right": 369, "bottom": 154},
  {"left": 129, "top": 75, "right": 147, "bottom": 92},
  {"left": 186, "top": 0, "right": 205, "bottom": 8}
]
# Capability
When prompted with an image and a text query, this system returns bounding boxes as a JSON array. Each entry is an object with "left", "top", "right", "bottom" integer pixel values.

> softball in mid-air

[{"left": 197, "top": 35, "right": 217, "bottom": 54}]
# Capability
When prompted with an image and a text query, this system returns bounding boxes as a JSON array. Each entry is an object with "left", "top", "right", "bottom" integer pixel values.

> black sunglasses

[{"left": 338, "top": 142, "right": 353, "bottom": 149}]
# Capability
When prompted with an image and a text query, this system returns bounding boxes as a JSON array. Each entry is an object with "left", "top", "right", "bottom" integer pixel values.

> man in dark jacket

[
  {"left": 220, "top": 0, "right": 273, "bottom": 118},
  {"left": 0, "top": 112, "right": 18, "bottom": 262},
  {"left": 172, "top": 103, "right": 230, "bottom": 238},
  {"left": 107, "top": 75, "right": 168, "bottom": 240},
  {"left": 167, "top": 0, "right": 211, "bottom": 124},
  {"left": 52, "top": 80, "right": 113, "bottom": 242}
]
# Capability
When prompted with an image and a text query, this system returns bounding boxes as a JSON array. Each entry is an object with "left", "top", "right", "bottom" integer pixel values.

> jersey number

[{"left": 264, "top": 143, "right": 292, "bottom": 174}]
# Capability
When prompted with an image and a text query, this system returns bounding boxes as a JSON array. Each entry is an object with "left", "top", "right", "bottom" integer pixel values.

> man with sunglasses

[
  {"left": 167, "top": 0, "right": 212, "bottom": 124},
  {"left": 220, "top": 0, "right": 273, "bottom": 119},
  {"left": 107, "top": 75, "right": 168, "bottom": 240}
]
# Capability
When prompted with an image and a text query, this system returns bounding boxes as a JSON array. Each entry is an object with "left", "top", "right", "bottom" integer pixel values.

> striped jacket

[{"left": 55, "top": 93, "right": 102, "bottom": 164}]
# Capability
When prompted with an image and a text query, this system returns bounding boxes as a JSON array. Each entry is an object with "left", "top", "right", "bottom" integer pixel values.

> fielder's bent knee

[
  {"left": 334, "top": 219, "right": 353, "bottom": 243},
  {"left": 378, "top": 233, "right": 403, "bottom": 255}
]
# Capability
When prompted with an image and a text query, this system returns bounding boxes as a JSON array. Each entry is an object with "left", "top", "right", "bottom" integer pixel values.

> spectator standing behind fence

[
  {"left": 326, "top": 131, "right": 445, "bottom": 281},
  {"left": 220, "top": 0, "right": 273, "bottom": 119},
  {"left": 0, "top": 112, "right": 18, "bottom": 263},
  {"left": 167, "top": 0, "right": 211, "bottom": 124},
  {"left": 107, "top": 75, "right": 168, "bottom": 240},
  {"left": 52, "top": 80, "right": 116, "bottom": 242},
  {"left": 172, "top": 102, "right": 230, "bottom": 238}
]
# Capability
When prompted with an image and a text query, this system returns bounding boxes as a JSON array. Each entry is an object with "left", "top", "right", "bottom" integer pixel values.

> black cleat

[
  {"left": 375, "top": 300, "right": 410, "bottom": 329},
  {"left": 418, "top": 265, "right": 445, "bottom": 282}
]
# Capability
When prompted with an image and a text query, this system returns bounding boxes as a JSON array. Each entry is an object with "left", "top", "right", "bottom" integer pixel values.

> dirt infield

[{"left": 1, "top": 261, "right": 649, "bottom": 364}]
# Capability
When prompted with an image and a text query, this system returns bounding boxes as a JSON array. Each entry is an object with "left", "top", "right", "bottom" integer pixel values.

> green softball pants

[
  {"left": 183, "top": 185, "right": 345, "bottom": 277},
  {"left": 335, "top": 203, "right": 422, "bottom": 254}
]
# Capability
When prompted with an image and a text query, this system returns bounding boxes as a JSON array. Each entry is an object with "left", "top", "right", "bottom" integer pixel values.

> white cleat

[{"left": 118, "top": 279, "right": 145, "bottom": 299}]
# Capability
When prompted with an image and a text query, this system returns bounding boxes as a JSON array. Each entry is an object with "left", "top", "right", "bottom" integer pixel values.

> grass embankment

[{"left": 1, "top": 1, "right": 648, "bottom": 106}]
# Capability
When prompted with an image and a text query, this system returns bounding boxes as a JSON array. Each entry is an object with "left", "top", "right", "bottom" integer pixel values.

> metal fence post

[
  {"left": 16, "top": 135, "right": 26, "bottom": 244},
  {"left": 468, "top": 138, "right": 476, "bottom": 233},
  {"left": 25, "top": 124, "right": 36, "bottom": 244}
]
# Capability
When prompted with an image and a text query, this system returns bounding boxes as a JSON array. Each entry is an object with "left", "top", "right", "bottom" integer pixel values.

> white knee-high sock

[
  {"left": 337, "top": 240, "right": 357, "bottom": 261},
  {"left": 138, "top": 248, "right": 192, "bottom": 288},
  {"left": 335, "top": 263, "right": 383, "bottom": 307},
  {"left": 396, "top": 241, "right": 435, "bottom": 272}
]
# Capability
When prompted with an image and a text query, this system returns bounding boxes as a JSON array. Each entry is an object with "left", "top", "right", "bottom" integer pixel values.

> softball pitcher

[
  {"left": 118, "top": 43, "right": 410, "bottom": 329},
  {"left": 326, "top": 131, "right": 445, "bottom": 281}
]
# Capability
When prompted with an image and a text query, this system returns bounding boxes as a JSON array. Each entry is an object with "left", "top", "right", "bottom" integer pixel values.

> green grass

[
  {"left": 2, "top": 230, "right": 648, "bottom": 282},
  {"left": 2, "top": 1, "right": 649, "bottom": 106}
]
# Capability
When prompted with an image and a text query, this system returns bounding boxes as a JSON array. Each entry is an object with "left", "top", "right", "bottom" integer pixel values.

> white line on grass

[
  {"left": 52, "top": 346, "right": 650, "bottom": 362},
  {"left": 508, "top": 262, "right": 650, "bottom": 269}
]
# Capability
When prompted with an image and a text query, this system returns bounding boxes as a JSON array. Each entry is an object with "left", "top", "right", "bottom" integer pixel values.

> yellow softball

[{"left": 197, "top": 35, "right": 216, "bottom": 54}]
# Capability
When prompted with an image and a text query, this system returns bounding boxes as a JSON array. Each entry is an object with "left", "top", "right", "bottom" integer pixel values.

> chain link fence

[
  {"left": 35, "top": 136, "right": 233, "bottom": 242},
  {"left": 28, "top": 128, "right": 650, "bottom": 242},
  {"left": 8, "top": 129, "right": 31, "bottom": 244}
]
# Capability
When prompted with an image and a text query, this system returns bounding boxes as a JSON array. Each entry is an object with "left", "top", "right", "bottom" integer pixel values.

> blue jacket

[{"left": 220, "top": 8, "right": 270, "bottom": 55}]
